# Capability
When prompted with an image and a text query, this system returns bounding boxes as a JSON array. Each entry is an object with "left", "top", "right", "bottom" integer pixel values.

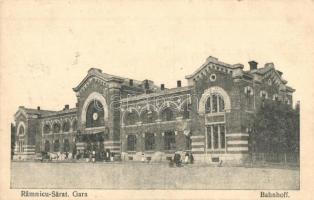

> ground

[{"left": 11, "top": 161, "right": 299, "bottom": 190}]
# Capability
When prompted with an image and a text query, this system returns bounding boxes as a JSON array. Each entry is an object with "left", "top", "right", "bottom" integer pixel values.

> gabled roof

[
  {"left": 73, "top": 68, "right": 158, "bottom": 92},
  {"left": 185, "top": 56, "right": 234, "bottom": 79},
  {"left": 73, "top": 68, "right": 124, "bottom": 92},
  {"left": 14, "top": 106, "right": 56, "bottom": 118}
]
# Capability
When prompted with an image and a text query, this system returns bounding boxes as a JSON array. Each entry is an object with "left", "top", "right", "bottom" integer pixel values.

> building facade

[{"left": 12, "top": 56, "right": 295, "bottom": 164}]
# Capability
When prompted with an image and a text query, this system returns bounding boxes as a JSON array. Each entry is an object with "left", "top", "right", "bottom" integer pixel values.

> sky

[{"left": 1, "top": 0, "right": 314, "bottom": 124}]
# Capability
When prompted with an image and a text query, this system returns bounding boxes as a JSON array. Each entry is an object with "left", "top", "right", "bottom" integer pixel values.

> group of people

[
  {"left": 75, "top": 149, "right": 114, "bottom": 162},
  {"left": 169, "top": 151, "right": 194, "bottom": 167}
]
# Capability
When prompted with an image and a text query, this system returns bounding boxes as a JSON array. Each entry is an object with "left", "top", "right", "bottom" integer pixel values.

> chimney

[
  {"left": 144, "top": 80, "right": 149, "bottom": 89},
  {"left": 161, "top": 84, "right": 165, "bottom": 90},
  {"left": 37, "top": 106, "right": 40, "bottom": 110},
  {"left": 64, "top": 104, "right": 69, "bottom": 110},
  {"left": 248, "top": 61, "right": 258, "bottom": 70},
  {"left": 177, "top": 80, "right": 181, "bottom": 87},
  {"left": 129, "top": 79, "right": 133, "bottom": 86}
]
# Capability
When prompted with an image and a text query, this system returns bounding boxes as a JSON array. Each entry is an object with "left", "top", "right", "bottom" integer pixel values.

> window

[
  {"left": 210, "top": 74, "right": 216, "bottom": 82},
  {"left": 205, "top": 96, "right": 211, "bottom": 113},
  {"left": 244, "top": 86, "right": 254, "bottom": 96},
  {"left": 127, "top": 135, "right": 136, "bottom": 151},
  {"left": 86, "top": 100, "right": 105, "bottom": 128},
  {"left": 63, "top": 139, "right": 70, "bottom": 152},
  {"left": 62, "top": 121, "right": 70, "bottom": 132},
  {"left": 72, "top": 120, "right": 77, "bottom": 131},
  {"left": 182, "top": 105, "right": 190, "bottom": 119},
  {"left": 43, "top": 124, "right": 51, "bottom": 134},
  {"left": 161, "top": 108, "right": 175, "bottom": 121},
  {"left": 206, "top": 124, "right": 226, "bottom": 150},
  {"left": 141, "top": 109, "right": 156, "bottom": 124},
  {"left": 164, "top": 131, "right": 176, "bottom": 150},
  {"left": 18, "top": 126, "right": 24, "bottom": 135},
  {"left": 53, "top": 123, "right": 61, "bottom": 133},
  {"left": 44, "top": 140, "right": 50, "bottom": 152},
  {"left": 260, "top": 90, "right": 268, "bottom": 99},
  {"left": 205, "top": 94, "right": 225, "bottom": 114},
  {"left": 220, "top": 125, "right": 225, "bottom": 148},
  {"left": 53, "top": 139, "right": 60, "bottom": 152},
  {"left": 145, "top": 133, "right": 155, "bottom": 150},
  {"left": 18, "top": 141, "right": 24, "bottom": 152},
  {"left": 207, "top": 126, "right": 212, "bottom": 149},
  {"left": 213, "top": 125, "right": 219, "bottom": 149},
  {"left": 126, "top": 112, "right": 139, "bottom": 125},
  {"left": 273, "top": 94, "right": 279, "bottom": 101}
]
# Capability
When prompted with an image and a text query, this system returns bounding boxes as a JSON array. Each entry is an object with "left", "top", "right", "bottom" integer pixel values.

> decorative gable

[{"left": 185, "top": 56, "right": 234, "bottom": 83}]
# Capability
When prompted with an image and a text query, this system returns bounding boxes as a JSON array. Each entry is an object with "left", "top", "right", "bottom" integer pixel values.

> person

[
  {"left": 189, "top": 152, "right": 194, "bottom": 164},
  {"left": 110, "top": 152, "right": 114, "bottom": 162},
  {"left": 92, "top": 150, "right": 96, "bottom": 162},
  {"left": 105, "top": 149, "right": 110, "bottom": 162},
  {"left": 65, "top": 151, "right": 68, "bottom": 160},
  {"left": 141, "top": 153, "right": 145, "bottom": 162},
  {"left": 174, "top": 152, "right": 182, "bottom": 167},
  {"left": 184, "top": 152, "right": 189, "bottom": 164}
]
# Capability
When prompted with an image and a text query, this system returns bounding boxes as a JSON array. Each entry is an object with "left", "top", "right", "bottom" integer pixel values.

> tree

[{"left": 250, "top": 100, "right": 299, "bottom": 162}]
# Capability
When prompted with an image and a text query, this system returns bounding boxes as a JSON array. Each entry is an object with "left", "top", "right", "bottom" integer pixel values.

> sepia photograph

[{"left": 1, "top": 0, "right": 313, "bottom": 199}]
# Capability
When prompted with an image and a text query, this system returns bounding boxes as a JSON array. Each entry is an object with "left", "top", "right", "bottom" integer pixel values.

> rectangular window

[
  {"left": 220, "top": 125, "right": 225, "bottom": 149},
  {"left": 213, "top": 125, "right": 219, "bottom": 149},
  {"left": 207, "top": 124, "right": 226, "bottom": 150},
  {"left": 164, "top": 131, "right": 176, "bottom": 150},
  {"left": 145, "top": 133, "right": 155, "bottom": 150},
  {"left": 207, "top": 126, "right": 212, "bottom": 149},
  {"left": 212, "top": 94, "right": 218, "bottom": 113},
  {"left": 219, "top": 96, "right": 225, "bottom": 112},
  {"left": 127, "top": 135, "right": 136, "bottom": 151}
]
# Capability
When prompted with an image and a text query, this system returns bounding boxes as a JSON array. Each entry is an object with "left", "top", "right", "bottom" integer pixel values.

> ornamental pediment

[
  {"left": 263, "top": 68, "right": 286, "bottom": 88},
  {"left": 73, "top": 74, "right": 109, "bottom": 95},
  {"left": 185, "top": 56, "right": 233, "bottom": 82}
]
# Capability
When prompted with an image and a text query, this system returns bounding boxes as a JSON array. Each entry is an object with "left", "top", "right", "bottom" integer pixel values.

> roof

[
  {"left": 42, "top": 108, "right": 77, "bottom": 117},
  {"left": 121, "top": 86, "right": 193, "bottom": 102},
  {"left": 73, "top": 68, "right": 159, "bottom": 92},
  {"left": 14, "top": 106, "right": 77, "bottom": 119},
  {"left": 185, "top": 56, "right": 235, "bottom": 79}
]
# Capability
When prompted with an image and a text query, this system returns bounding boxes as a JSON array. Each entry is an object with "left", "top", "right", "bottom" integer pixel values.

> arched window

[
  {"left": 145, "top": 133, "right": 155, "bottom": 150},
  {"left": 205, "top": 94, "right": 225, "bottom": 114},
  {"left": 18, "top": 126, "right": 25, "bottom": 135},
  {"left": 43, "top": 124, "right": 51, "bottom": 134},
  {"left": 53, "top": 139, "right": 60, "bottom": 152},
  {"left": 72, "top": 120, "right": 77, "bottom": 131},
  {"left": 53, "top": 123, "right": 61, "bottom": 133},
  {"left": 44, "top": 140, "right": 50, "bottom": 152},
  {"left": 273, "top": 94, "right": 279, "bottom": 101},
  {"left": 127, "top": 135, "right": 136, "bottom": 151},
  {"left": 140, "top": 109, "right": 157, "bottom": 124},
  {"left": 86, "top": 100, "right": 105, "bottom": 128},
  {"left": 182, "top": 105, "right": 190, "bottom": 119},
  {"left": 244, "top": 86, "right": 254, "bottom": 96},
  {"left": 161, "top": 107, "right": 175, "bottom": 121},
  {"left": 125, "top": 111, "right": 139, "bottom": 125},
  {"left": 260, "top": 90, "right": 268, "bottom": 99},
  {"left": 62, "top": 121, "right": 70, "bottom": 132}
]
